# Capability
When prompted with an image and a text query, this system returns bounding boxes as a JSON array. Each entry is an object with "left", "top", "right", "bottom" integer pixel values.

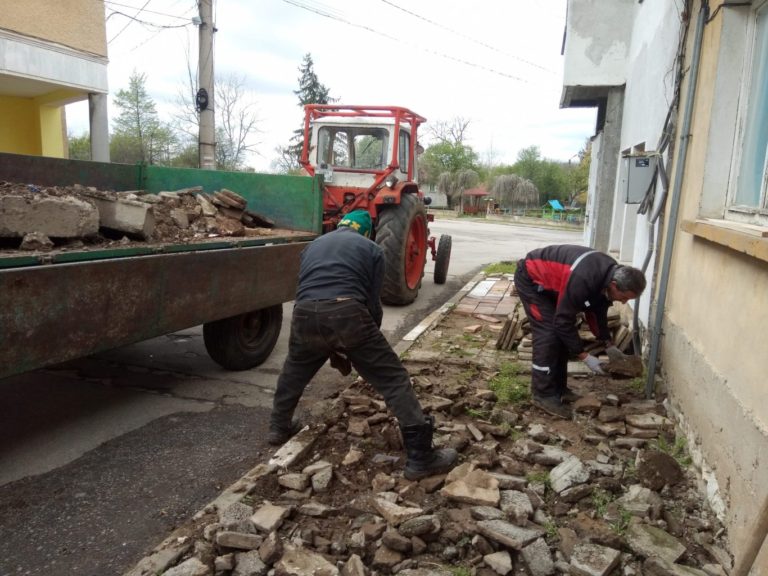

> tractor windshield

[{"left": 317, "top": 126, "right": 389, "bottom": 170}]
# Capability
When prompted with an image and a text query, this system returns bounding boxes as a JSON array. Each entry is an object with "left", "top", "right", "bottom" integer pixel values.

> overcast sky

[{"left": 68, "top": 0, "right": 597, "bottom": 172}]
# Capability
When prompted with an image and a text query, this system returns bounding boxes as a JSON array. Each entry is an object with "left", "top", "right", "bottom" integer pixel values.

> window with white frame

[{"left": 732, "top": 1, "right": 768, "bottom": 220}]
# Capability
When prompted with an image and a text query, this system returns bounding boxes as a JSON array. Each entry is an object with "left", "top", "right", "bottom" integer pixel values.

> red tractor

[{"left": 300, "top": 104, "right": 452, "bottom": 305}]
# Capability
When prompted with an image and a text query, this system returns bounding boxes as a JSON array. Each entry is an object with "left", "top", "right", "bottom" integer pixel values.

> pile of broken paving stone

[
  {"left": 0, "top": 181, "right": 276, "bottom": 253},
  {"left": 138, "top": 365, "right": 734, "bottom": 576}
]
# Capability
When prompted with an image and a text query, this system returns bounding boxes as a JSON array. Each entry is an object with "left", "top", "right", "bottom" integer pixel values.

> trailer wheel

[
  {"left": 203, "top": 304, "right": 283, "bottom": 370},
  {"left": 434, "top": 234, "right": 452, "bottom": 285},
  {"left": 376, "top": 193, "right": 427, "bottom": 305}
]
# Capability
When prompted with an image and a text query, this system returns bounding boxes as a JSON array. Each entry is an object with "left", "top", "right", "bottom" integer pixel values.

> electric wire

[
  {"left": 379, "top": 0, "right": 554, "bottom": 74},
  {"left": 104, "top": 0, "right": 190, "bottom": 21},
  {"left": 282, "top": 0, "right": 528, "bottom": 82},
  {"left": 125, "top": 1, "right": 196, "bottom": 51},
  {"left": 109, "top": 0, "right": 154, "bottom": 43}
]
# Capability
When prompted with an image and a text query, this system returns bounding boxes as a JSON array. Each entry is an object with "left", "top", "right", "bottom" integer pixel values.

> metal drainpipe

[{"left": 645, "top": 0, "right": 709, "bottom": 398}]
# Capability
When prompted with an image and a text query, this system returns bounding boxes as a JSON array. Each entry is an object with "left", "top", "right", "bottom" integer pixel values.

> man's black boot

[
  {"left": 268, "top": 417, "right": 303, "bottom": 446},
  {"left": 400, "top": 416, "right": 458, "bottom": 481}
]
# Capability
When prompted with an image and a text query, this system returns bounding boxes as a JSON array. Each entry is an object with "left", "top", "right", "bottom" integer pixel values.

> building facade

[
  {"left": 562, "top": 1, "right": 768, "bottom": 572},
  {"left": 0, "top": 1, "right": 109, "bottom": 160}
]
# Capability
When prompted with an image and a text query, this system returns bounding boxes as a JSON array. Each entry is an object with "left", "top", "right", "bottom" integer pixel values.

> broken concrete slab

[
  {"left": 627, "top": 523, "right": 686, "bottom": 563},
  {"left": 88, "top": 196, "right": 156, "bottom": 239},
  {"left": 570, "top": 542, "right": 621, "bottom": 576},
  {"left": 0, "top": 194, "right": 99, "bottom": 238},
  {"left": 476, "top": 519, "right": 545, "bottom": 550}
]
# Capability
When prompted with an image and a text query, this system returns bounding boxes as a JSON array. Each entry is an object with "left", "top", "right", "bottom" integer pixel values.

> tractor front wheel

[
  {"left": 434, "top": 234, "right": 452, "bottom": 285},
  {"left": 376, "top": 194, "right": 428, "bottom": 305}
]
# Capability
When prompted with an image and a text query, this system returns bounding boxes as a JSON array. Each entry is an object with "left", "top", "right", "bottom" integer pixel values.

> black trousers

[
  {"left": 514, "top": 261, "right": 570, "bottom": 399},
  {"left": 271, "top": 299, "right": 425, "bottom": 431}
]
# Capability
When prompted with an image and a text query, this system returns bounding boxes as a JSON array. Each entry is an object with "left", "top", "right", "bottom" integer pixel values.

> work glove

[
  {"left": 329, "top": 352, "right": 352, "bottom": 376},
  {"left": 583, "top": 354, "right": 606, "bottom": 375},
  {"left": 606, "top": 345, "right": 626, "bottom": 363}
]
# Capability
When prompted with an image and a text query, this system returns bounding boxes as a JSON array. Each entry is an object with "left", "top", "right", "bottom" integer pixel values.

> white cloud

[{"left": 68, "top": 0, "right": 596, "bottom": 171}]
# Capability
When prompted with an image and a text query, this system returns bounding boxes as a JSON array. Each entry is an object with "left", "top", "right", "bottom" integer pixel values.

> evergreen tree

[{"left": 286, "top": 53, "right": 334, "bottom": 164}]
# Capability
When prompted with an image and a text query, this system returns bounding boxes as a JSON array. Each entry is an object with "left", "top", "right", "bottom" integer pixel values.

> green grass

[
  {"left": 629, "top": 375, "right": 645, "bottom": 393},
  {"left": 483, "top": 261, "right": 517, "bottom": 275},
  {"left": 544, "top": 520, "right": 559, "bottom": 539},
  {"left": 526, "top": 471, "right": 550, "bottom": 489},
  {"left": 465, "top": 407, "right": 490, "bottom": 420},
  {"left": 653, "top": 434, "right": 693, "bottom": 467},
  {"left": 591, "top": 488, "right": 614, "bottom": 517},
  {"left": 610, "top": 507, "right": 632, "bottom": 535},
  {"left": 451, "top": 568, "right": 471, "bottom": 576},
  {"left": 489, "top": 362, "right": 530, "bottom": 405}
]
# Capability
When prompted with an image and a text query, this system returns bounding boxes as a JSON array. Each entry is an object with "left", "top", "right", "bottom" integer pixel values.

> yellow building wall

[
  {"left": 0, "top": 97, "right": 42, "bottom": 156},
  {"left": 659, "top": 3, "right": 768, "bottom": 571},
  {"left": 39, "top": 106, "right": 66, "bottom": 158},
  {"left": 2, "top": 0, "right": 106, "bottom": 57}
]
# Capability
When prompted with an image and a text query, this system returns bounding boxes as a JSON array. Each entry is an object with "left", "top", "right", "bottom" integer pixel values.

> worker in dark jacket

[
  {"left": 514, "top": 244, "right": 646, "bottom": 419},
  {"left": 268, "top": 210, "right": 458, "bottom": 480}
]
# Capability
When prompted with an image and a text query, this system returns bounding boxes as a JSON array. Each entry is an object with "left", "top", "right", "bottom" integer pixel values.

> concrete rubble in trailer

[{"left": 0, "top": 181, "right": 290, "bottom": 256}]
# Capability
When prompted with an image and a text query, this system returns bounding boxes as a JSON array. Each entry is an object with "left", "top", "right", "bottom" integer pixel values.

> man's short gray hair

[{"left": 612, "top": 265, "right": 647, "bottom": 294}]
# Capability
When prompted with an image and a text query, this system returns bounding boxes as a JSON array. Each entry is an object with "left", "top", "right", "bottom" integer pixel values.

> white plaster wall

[
  {"left": 584, "top": 133, "right": 601, "bottom": 247},
  {"left": 563, "top": 0, "right": 634, "bottom": 87},
  {"left": 0, "top": 31, "right": 108, "bottom": 94},
  {"left": 614, "top": 0, "right": 683, "bottom": 328}
]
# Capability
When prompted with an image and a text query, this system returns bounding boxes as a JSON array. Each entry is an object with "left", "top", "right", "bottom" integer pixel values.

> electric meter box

[{"left": 620, "top": 154, "right": 657, "bottom": 204}]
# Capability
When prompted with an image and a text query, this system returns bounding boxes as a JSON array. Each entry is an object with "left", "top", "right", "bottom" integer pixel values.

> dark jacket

[
  {"left": 295, "top": 227, "right": 384, "bottom": 326},
  {"left": 523, "top": 244, "right": 617, "bottom": 355}
]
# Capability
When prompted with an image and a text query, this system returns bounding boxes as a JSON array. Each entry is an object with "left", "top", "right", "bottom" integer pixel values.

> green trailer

[{"left": 0, "top": 152, "right": 323, "bottom": 380}]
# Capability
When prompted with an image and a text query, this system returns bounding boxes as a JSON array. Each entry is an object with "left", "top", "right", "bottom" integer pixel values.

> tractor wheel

[
  {"left": 376, "top": 193, "right": 428, "bottom": 305},
  {"left": 203, "top": 304, "right": 283, "bottom": 370},
  {"left": 434, "top": 234, "right": 452, "bottom": 285}
]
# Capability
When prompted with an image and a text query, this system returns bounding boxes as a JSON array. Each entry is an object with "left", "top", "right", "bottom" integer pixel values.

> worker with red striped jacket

[{"left": 513, "top": 244, "right": 646, "bottom": 419}]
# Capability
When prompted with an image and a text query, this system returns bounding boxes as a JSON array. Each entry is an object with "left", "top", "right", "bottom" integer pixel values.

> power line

[
  {"left": 109, "top": 0, "right": 154, "bottom": 43},
  {"left": 282, "top": 0, "right": 528, "bottom": 82},
  {"left": 124, "top": 1, "right": 197, "bottom": 51},
  {"left": 379, "top": 0, "right": 555, "bottom": 74},
  {"left": 104, "top": 0, "right": 189, "bottom": 21}
]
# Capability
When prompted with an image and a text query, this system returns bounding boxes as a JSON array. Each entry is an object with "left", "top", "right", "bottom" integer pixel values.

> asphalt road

[{"left": 0, "top": 217, "right": 581, "bottom": 576}]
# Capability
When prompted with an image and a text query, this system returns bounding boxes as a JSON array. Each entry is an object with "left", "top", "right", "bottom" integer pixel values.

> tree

[
  {"left": 568, "top": 140, "right": 592, "bottom": 205},
  {"left": 513, "top": 145, "right": 543, "bottom": 183},
  {"left": 437, "top": 168, "right": 479, "bottom": 208},
  {"left": 508, "top": 145, "right": 571, "bottom": 205},
  {"left": 283, "top": 53, "right": 335, "bottom": 167},
  {"left": 214, "top": 73, "right": 260, "bottom": 171},
  {"left": 111, "top": 70, "right": 175, "bottom": 165},
  {"left": 419, "top": 141, "right": 479, "bottom": 188},
  {"left": 489, "top": 174, "right": 538, "bottom": 210},
  {"left": 427, "top": 117, "right": 471, "bottom": 145},
  {"left": 271, "top": 145, "right": 303, "bottom": 174},
  {"left": 68, "top": 132, "right": 90, "bottom": 160},
  {"left": 173, "top": 70, "right": 260, "bottom": 171}
]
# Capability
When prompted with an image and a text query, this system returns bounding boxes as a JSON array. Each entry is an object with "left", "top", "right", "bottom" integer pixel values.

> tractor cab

[
  {"left": 300, "top": 105, "right": 451, "bottom": 306},
  {"left": 300, "top": 105, "right": 423, "bottom": 215}
]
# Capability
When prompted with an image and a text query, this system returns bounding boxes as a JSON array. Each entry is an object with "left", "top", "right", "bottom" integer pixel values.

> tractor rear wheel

[
  {"left": 434, "top": 234, "right": 452, "bottom": 285},
  {"left": 376, "top": 193, "right": 428, "bottom": 305}
]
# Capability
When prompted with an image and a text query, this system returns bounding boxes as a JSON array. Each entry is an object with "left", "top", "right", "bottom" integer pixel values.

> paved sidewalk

[{"left": 454, "top": 276, "right": 517, "bottom": 317}]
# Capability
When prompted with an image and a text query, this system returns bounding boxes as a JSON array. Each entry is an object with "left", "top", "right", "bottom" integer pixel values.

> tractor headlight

[{"left": 385, "top": 176, "right": 398, "bottom": 188}]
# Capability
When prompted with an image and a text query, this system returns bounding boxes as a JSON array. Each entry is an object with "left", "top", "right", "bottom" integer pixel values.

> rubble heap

[
  {"left": 0, "top": 181, "right": 276, "bottom": 253},
  {"left": 136, "top": 315, "right": 732, "bottom": 576}
]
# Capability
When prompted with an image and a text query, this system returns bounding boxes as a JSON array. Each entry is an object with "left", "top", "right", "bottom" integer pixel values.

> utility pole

[{"left": 197, "top": 0, "right": 216, "bottom": 170}]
